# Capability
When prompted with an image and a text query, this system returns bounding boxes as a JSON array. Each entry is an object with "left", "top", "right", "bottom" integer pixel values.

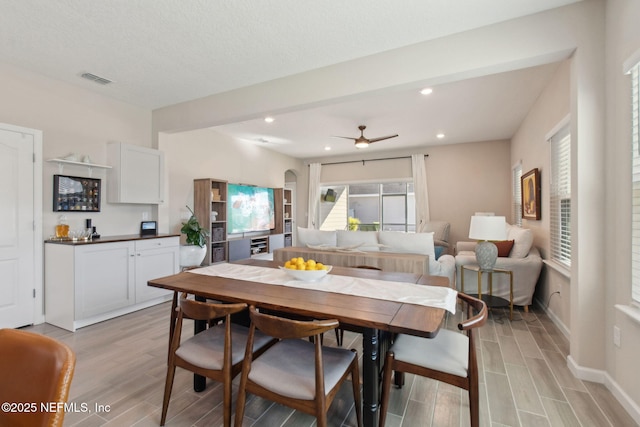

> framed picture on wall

[
  {"left": 521, "top": 168, "right": 541, "bottom": 220},
  {"left": 53, "top": 175, "right": 101, "bottom": 212}
]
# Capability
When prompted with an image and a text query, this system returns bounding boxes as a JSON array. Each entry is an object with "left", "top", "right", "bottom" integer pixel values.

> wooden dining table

[{"left": 148, "top": 259, "right": 450, "bottom": 427}]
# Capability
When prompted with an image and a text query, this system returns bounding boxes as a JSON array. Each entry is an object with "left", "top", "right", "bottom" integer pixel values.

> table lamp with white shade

[{"left": 468, "top": 215, "right": 507, "bottom": 271}]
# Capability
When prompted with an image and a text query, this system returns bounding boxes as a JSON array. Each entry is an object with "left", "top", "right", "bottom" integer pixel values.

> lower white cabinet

[
  {"left": 134, "top": 237, "right": 179, "bottom": 302},
  {"left": 45, "top": 236, "right": 179, "bottom": 331}
]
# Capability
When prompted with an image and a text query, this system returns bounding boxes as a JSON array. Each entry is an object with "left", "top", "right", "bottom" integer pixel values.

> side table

[{"left": 460, "top": 264, "right": 513, "bottom": 320}]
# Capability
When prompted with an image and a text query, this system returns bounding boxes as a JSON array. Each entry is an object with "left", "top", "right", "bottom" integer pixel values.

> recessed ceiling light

[
  {"left": 264, "top": 116, "right": 274, "bottom": 123},
  {"left": 324, "top": 146, "right": 332, "bottom": 151},
  {"left": 420, "top": 88, "right": 433, "bottom": 95},
  {"left": 436, "top": 133, "right": 445, "bottom": 139}
]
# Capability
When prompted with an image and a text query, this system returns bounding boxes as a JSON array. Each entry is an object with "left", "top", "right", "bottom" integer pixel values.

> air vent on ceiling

[{"left": 80, "top": 72, "right": 113, "bottom": 85}]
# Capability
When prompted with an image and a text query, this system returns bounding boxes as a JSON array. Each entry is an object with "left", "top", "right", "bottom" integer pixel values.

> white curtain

[
  {"left": 412, "top": 154, "right": 430, "bottom": 232},
  {"left": 307, "top": 162, "right": 321, "bottom": 228}
]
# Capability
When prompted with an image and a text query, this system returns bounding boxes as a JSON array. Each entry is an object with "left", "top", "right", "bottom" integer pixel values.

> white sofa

[
  {"left": 293, "top": 227, "right": 456, "bottom": 285},
  {"left": 455, "top": 224, "right": 543, "bottom": 307}
]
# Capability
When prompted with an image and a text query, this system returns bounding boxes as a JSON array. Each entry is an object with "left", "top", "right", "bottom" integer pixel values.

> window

[
  {"left": 630, "top": 62, "right": 640, "bottom": 304},
  {"left": 549, "top": 120, "right": 571, "bottom": 267},
  {"left": 512, "top": 163, "right": 523, "bottom": 226},
  {"left": 319, "top": 182, "right": 414, "bottom": 231}
]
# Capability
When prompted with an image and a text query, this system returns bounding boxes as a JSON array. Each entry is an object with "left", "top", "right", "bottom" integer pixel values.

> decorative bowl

[{"left": 279, "top": 266, "right": 332, "bottom": 281}]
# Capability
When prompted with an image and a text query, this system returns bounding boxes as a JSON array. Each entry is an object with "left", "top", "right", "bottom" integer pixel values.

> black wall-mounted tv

[{"left": 227, "top": 184, "right": 275, "bottom": 234}]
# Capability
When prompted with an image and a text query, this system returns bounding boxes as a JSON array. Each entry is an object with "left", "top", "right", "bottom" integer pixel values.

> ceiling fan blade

[
  {"left": 367, "top": 134, "right": 398, "bottom": 143},
  {"left": 332, "top": 135, "right": 357, "bottom": 140}
]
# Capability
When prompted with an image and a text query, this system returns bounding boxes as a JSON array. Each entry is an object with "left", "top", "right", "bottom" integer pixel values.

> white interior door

[{"left": 0, "top": 124, "right": 40, "bottom": 328}]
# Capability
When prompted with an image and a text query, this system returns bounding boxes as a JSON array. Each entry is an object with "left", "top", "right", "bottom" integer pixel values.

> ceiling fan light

[{"left": 355, "top": 141, "right": 369, "bottom": 148}]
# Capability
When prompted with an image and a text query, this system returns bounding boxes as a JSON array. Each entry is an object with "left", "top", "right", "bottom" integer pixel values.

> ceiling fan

[{"left": 333, "top": 125, "right": 398, "bottom": 148}]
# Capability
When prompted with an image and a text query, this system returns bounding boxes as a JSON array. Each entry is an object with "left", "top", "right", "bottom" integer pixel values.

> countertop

[{"left": 45, "top": 233, "right": 180, "bottom": 245}]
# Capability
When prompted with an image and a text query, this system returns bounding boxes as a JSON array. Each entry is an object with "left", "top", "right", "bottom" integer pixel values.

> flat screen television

[{"left": 227, "top": 184, "right": 275, "bottom": 234}]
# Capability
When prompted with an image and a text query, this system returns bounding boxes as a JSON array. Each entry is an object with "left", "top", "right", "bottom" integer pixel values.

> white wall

[
  {"left": 0, "top": 63, "right": 154, "bottom": 237},
  {"left": 307, "top": 141, "right": 511, "bottom": 247},
  {"left": 157, "top": 128, "right": 305, "bottom": 238},
  {"left": 605, "top": 0, "right": 640, "bottom": 416},
  {"left": 511, "top": 60, "right": 571, "bottom": 331}
]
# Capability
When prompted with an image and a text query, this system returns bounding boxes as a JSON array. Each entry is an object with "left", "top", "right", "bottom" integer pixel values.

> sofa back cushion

[
  {"left": 423, "top": 221, "right": 450, "bottom": 243},
  {"left": 507, "top": 225, "right": 533, "bottom": 258},
  {"left": 379, "top": 231, "right": 435, "bottom": 256},
  {"left": 336, "top": 230, "right": 380, "bottom": 251},
  {"left": 297, "top": 227, "right": 337, "bottom": 247}
]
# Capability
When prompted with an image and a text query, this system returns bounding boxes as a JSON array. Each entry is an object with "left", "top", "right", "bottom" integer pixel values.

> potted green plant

[{"left": 179, "top": 206, "right": 209, "bottom": 267}]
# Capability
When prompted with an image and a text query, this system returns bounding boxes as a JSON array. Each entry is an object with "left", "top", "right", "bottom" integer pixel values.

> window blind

[
  {"left": 550, "top": 123, "right": 571, "bottom": 267},
  {"left": 512, "top": 163, "right": 522, "bottom": 226},
  {"left": 631, "top": 64, "right": 640, "bottom": 303}
]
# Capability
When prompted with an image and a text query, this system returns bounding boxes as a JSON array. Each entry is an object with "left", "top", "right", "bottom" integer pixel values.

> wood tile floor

[{"left": 24, "top": 301, "right": 637, "bottom": 427}]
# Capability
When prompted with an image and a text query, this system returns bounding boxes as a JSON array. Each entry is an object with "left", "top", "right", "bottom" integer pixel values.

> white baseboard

[
  {"left": 568, "top": 356, "right": 640, "bottom": 425},
  {"left": 539, "top": 298, "right": 640, "bottom": 424},
  {"left": 533, "top": 296, "right": 570, "bottom": 339}
]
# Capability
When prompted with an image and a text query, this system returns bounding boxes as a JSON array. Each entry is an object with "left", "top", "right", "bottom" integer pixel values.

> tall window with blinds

[
  {"left": 631, "top": 63, "right": 640, "bottom": 304},
  {"left": 549, "top": 122, "right": 571, "bottom": 267},
  {"left": 512, "top": 163, "right": 523, "bottom": 226}
]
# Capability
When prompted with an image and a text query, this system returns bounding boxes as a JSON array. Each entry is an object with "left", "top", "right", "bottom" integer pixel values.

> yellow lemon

[
  {"left": 316, "top": 262, "right": 325, "bottom": 270},
  {"left": 290, "top": 257, "right": 299, "bottom": 264},
  {"left": 306, "top": 259, "right": 316, "bottom": 268},
  {"left": 298, "top": 264, "right": 306, "bottom": 270},
  {"left": 284, "top": 261, "right": 291, "bottom": 268},
  {"left": 287, "top": 264, "right": 297, "bottom": 270}
]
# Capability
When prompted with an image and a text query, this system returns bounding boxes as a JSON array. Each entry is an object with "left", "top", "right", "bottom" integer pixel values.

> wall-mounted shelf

[{"left": 47, "top": 158, "right": 112, "bottom": 177}]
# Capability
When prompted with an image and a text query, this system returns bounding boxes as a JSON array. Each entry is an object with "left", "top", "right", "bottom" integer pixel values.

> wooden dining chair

[
  {"left": 161, "top": 294, "right": 275, "bottom": 427},
  {"left": 379, "top": 292, "right": 488, "bottom": 427},
  {"left": 0, "top": 328, "right": 76, "bottom": 427},
  {"left": 234, "top": 306, "right": 362, "bottom": 427}
]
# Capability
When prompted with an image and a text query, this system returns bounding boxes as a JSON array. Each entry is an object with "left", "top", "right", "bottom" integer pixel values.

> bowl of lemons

[{"left": 279, "top": 257, "right": 332, "bottom": 281}]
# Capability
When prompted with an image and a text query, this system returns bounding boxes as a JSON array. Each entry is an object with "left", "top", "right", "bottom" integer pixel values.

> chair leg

[
  {"left": 469, "top": 376, "right": 479, "bottom": 427},
  {"left": 160, "top": 363, "right": 177, "bottom": 426},
  {"left": 378, "top": 352, "right": 395, "bottom": 427},
  {"left": 223, "top": 378, "right": 232, "bottom": 427},
  {"left": 335, "top": 328, "right": 344, "bottom": 346},
  {"left": 234, "top": 371, "right": 249, "bottom": 426},
  {"left": 350, "top": 352, "right": 362, "bottom": 427}
]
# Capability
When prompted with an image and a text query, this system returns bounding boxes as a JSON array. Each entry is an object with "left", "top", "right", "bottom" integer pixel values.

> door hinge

[
  {"left": 33, "top": 289, "right": 36, "bottom": 298},
  {"left": 33, "top": 152, "right": 36, "bottom": 163}
]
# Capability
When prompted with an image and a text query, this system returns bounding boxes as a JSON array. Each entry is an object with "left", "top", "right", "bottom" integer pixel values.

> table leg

[
  {"left": 193, "top": 295, "right": 207, "bottom": 392},
  {"left": 362, "top": 328, "right": 380, "bottom": 427}
]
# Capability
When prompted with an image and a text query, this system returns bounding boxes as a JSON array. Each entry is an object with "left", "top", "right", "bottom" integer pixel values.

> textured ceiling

[{"left": 0, "top": 0, "right": 579, "bottom": 158}]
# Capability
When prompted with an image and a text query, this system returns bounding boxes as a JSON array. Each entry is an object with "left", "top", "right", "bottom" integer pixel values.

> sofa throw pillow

[
  {"left": 493, "top": 240, "right": 515, "bottom": 257},
  {"left": 336, "top": 230, "right": 380, "bottom": 251},
  {"left": 297, "top": 227, "right": 337, "bottom": 247},
  {"left": 507, "top": 226, "right": 533, "bottom": 258}
]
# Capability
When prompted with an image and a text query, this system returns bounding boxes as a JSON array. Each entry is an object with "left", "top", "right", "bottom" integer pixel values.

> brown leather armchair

[{"left": 0, "top": 328, "right": 76, "bottom": 427}]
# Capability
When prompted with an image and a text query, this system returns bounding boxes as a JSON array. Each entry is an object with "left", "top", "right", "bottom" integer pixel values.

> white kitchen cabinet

[
  {"left": 107, "top": 142, "right": 165, "bottom": 204},
  {"left": 75, "top": 241, "right": 136, "bottom": 320},
  {"left": 134, "top": 237, "right": 178, "bottom": 303},
  {"left": 45, "top": 235, "right": 178, "bottom": 331}
]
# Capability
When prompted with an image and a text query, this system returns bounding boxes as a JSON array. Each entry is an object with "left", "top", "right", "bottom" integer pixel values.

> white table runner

[{"left": 189, "top": 263, "right": 457, "bottom": 314}]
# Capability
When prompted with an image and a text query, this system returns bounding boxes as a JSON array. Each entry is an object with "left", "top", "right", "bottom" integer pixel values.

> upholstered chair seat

[
  {"left": 247, "top": 338, "right": 356, "bottom": 400},
  {"left": 175, "top": 322, "right": 272, "bottom": 370}
]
